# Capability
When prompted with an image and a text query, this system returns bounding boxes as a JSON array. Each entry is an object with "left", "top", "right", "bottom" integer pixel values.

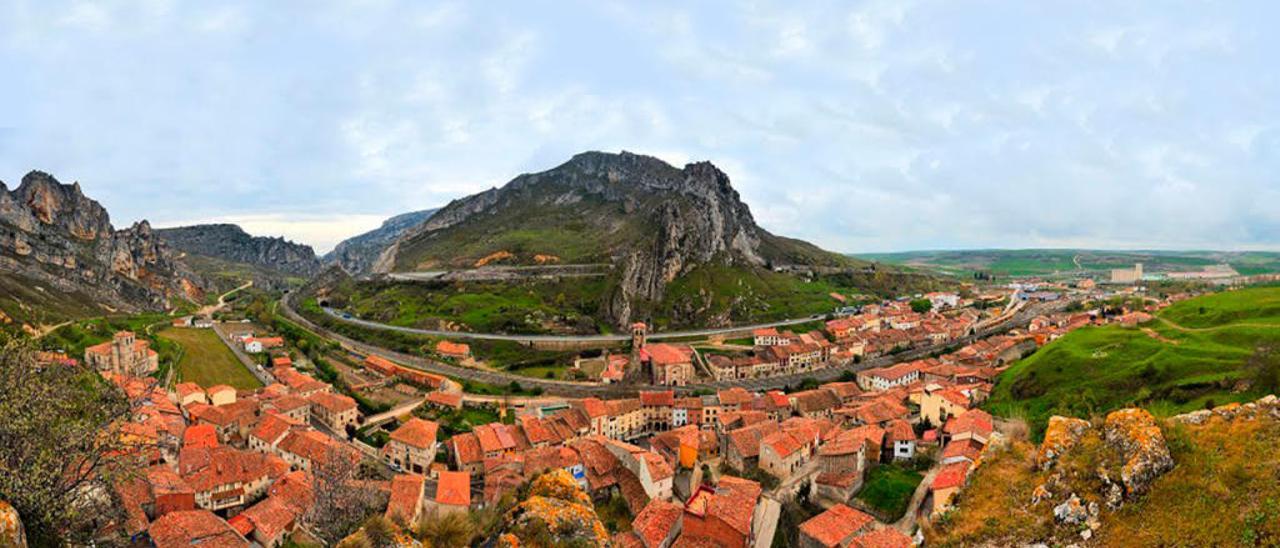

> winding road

[
  {"left": 280, "top": 295, "right": 1060, "bottom": 397},
  {"left": 320, "top": 306, "right": 827, "bottom": 344}
]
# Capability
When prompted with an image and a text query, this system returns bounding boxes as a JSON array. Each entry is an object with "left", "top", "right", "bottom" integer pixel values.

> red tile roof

[
  {"left": 436, "top": 340, "right": 471, "bottom": 357},
  {"left": 389, "top": 418, "right": 440, "bottom": 449},
  {"left": 931, "top": 461, "right": 971, "bottom": 490},
  {"left": 941, "top": 439, "right": 985, "bottom": 463},
  {"left": 148, "top": 510, "right": 248, "bottom": 548},
  {"left": 643, "top": 343, "right": 694, "bottom": 366},
  {"left": 451, "top": 433, "right": 482, "bottom": 465},
  {"left": 239, "top": 496, "right": 298, "bottom": 541},
  {"left": 717, "top": 387, "right": 753, "bottom": 406},
  {"left": 762, "top": 431, "right": 803, "bottom": 459},
  {"left": 798, "top": 504, "right": 874, "bottom": 547},
  {"left": 577, "top": 397, "right": 608, "bottom": 419},
  {"left": 425, "top": 391, "right": 464, "bottom": 409},
  {"left": 640, "top": 390, "right": 676, "bottom": 407},
  {"left": 944, "top": 409, "right": 994, "bottom": 438},
  {"left": 183, "top": 424, "right": 219, "bottom": 448},
  {"left": 700, "top": 476, "right": 761, "bottom": 537},
  {"left": 385, "top": 474, "right": 426, "bottom": 522},
  {"left": 436, "top": 470, "right": 471, "bottom": 507},
  {"left": 633, "top": 499, "right": 683, "bottom": 547},
  {"left": 307, "top": 391, "right": 357, "bottom": 413},
  {"left": 884, "top": 419, "right": 916, "bottom": 443}
]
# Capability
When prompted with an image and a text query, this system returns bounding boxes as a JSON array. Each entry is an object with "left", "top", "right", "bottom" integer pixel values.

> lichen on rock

[{"left": 1103, "top": 408, "right": 1174, "bottom": 498}]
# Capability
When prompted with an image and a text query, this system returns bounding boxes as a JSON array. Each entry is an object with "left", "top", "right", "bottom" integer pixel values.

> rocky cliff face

[
  {"left": 157, "top": 223, "right": 320, "bottom": 276},
  {"left": 0, "top": 171, "right": 202, "bottom": 319},
  {"left": 324, "top": 208, "right": 438, "bottom": 277},
  {"left": 384, "top": 151, "right": 851, "bottom": 326}
]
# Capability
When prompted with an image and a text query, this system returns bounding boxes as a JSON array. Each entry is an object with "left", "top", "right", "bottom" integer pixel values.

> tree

[
  {"left": 0, "top": 335, "right": 135, "bottom": 545},
  {"left": 305, "top": 447, "right": 389, "bottom": 545},
  {"left": 910, "top": 298, "right": 933, "bottom": 313},
  {"left": 1247, "top": 344, "right": 1280, "bottom": 396}
]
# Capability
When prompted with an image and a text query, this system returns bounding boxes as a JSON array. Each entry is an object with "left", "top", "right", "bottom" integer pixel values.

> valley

[{"left": 5, "top": 155, "right": 1280, "bottom": 548}]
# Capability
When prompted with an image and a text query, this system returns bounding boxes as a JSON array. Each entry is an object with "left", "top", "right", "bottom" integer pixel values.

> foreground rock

[
  {"left": 1103, "top": 408, "right": 1174, "bottom": 497},
  {"left": 496, "top": 469, "right": 609, "bottom": 547}
]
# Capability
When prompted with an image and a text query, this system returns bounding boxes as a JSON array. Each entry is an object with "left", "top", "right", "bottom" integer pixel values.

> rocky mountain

[
  {"left": 157, "top": 224, "right": 321, "bottom": 277},
  {"left": 324, "top": 208, "right": 438, "bottom": 277},
  {"left": 0, "top": 171, "right": 202, "bottom": 326},
  {"left": 379, "top": 151, "right": 872, "bottom": 327}
]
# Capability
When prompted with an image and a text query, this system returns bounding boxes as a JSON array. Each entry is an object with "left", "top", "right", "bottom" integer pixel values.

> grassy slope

[
  {"left": 986, "top": 287, "right": 1280, "bottom": 438},
  {"left": 0, "top": 272, "right": 107, "bottom": 327},
  {"left": 158, "top": 327, "right": 262, "bottom": 389},
  {"left": 337, "top": 278, "right": 607, "bottom": 334},
  {"left": 925, "top": 413, "right": 1280, "bottom": 546}
]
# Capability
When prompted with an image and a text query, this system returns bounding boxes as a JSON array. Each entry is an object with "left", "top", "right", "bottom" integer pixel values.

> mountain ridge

[
  {"left": 156, "top": 223, "right": 321, "bottom": 277},
  {"left": 324, "top": 208, "right": 439, "bottom": 276},
  {"left": 0, "top": 170, "right": 203, "bottom": 326}
]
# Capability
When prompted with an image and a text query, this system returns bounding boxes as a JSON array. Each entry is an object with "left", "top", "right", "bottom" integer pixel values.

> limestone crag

[
  {"left": 157, "top": 223, "right": 321, "bottom": 277},
  {"left": 325, "top": 208, "right": 438, "bottom": 277},
  {"left": 0, "top": 171, "right": 202, "bottom": 315}
]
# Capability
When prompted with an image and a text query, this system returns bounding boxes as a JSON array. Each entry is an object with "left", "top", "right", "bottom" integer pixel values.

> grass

[
  {"left": 986, "top": 286, "right": 1280, "bottom": 439},
  {"left": 415, "top": 403, "right": 502, "bottom": 437},
  {"left": 856, "top": 463, "right": 923, "bottom": 521},
  {"left": 159, "top": 327, "right": 262, "bottom": 390}
]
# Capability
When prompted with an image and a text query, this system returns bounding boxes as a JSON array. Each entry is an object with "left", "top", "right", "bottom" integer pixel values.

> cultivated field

[
  {"left": 987, "top": 286, "right": 1280, "bottom": 438},
  {"left": 159, "top": 327, "right": 263, "bottom": 390}
]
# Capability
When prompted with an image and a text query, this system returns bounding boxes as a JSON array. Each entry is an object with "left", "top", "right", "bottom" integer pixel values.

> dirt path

[
  {"left": 196, "top": 281, "right": 253, "bottom": 317},
  {"left": 895, "top": 461, "right": 943, "bottom": 533},
  {"left": 1156, "top": 316, "right": 1280, "bottom": 333},
  {"left": 1142, "top": 327, "right": 1179, "bottom": 345}
]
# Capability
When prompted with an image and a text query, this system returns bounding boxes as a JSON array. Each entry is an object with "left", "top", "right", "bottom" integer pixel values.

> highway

[
  {"left": 281, "top": 295, "right": 1060, "bottom": 398},
  {"left": 320, "top": 306, "right": 828, "bottom": 344}
]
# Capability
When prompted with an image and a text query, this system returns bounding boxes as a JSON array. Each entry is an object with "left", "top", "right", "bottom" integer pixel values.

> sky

[{"left": 1, "top": 1, "right": 1278, "bottom": 254}]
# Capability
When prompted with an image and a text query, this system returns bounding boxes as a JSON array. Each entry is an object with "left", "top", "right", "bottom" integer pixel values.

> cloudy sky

[{"left": 1, "top": 1, "right": 1278, "bottom": 253}]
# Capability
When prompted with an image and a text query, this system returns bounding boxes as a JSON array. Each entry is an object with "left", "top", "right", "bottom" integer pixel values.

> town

[{"left": 28, "top": 273, "right": 1213, "bottom": 548}]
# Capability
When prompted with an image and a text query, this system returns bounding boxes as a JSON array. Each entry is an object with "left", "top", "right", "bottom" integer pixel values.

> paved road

[
  {"left": 321, "top": 306, "right": 827, "bottom": 343},
  {"left": 281, "top": 295, "right": 1059, "bottom": 398}
]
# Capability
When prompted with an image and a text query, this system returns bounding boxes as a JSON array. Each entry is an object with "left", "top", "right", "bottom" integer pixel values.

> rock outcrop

[
  {"left": 157, "top": 223, "right": 321, "bottom": 276},
  {"left": 324, "top": 208, "right": 438, "bottom": 277},
  {"left": 1036, "top": 416, "right": 1091, "bottom": 471},
  {"left": 1103, "top": 408, "right": 1174, "bottom": 497},
  {"left": 496, "top": 469, "right": 609, "bottom": 548},
  {"left": 0, "top": 502, "right": 25, "bottom": 548},
  {"left": 0, "top": 171, "right": 202, "bottom": 318}
]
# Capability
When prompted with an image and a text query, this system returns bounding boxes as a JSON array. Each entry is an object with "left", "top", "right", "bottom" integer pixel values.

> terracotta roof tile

[
  {"left": 436, "top": 470, "right": 471, "bottom": 507},
  {"left": 388, "top": 418, "right": 439, "bottom": 449},
  {"left": 799, "top": 504, "right": 874, "bottom": 547}
]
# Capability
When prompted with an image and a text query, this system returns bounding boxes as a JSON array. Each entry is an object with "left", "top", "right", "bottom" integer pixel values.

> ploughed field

[
  {"left": 159, "top": 327, "right": 263, "bottom": 390},
  {"left": 986, "top": 286, "right": 1280, "bottom": 439}
]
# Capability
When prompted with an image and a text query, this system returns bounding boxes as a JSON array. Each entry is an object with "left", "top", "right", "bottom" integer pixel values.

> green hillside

[
  {"left": 987, "top": 286, "right": 1280, "bottom": 439},
  {"left": 858, "top": 249, "right": 1280, "bottom": 278}
]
